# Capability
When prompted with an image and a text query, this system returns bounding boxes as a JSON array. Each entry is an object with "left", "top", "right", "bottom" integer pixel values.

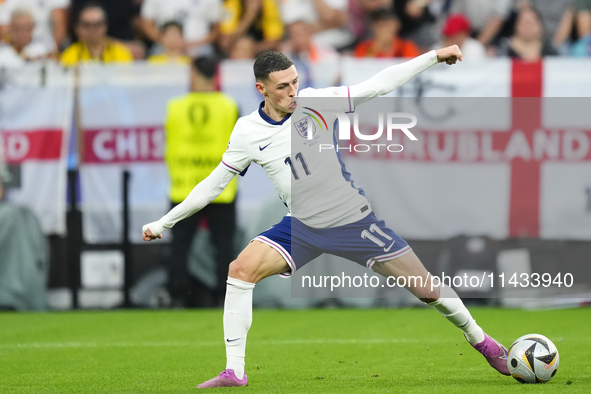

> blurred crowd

[{"left": 1, "top": 0, "right": 591, "bottom": 68}]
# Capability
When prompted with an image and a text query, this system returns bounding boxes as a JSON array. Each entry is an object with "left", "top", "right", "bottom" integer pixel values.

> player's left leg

[{"left": 372, "top": 251, "right": 510, "bottom": 376}]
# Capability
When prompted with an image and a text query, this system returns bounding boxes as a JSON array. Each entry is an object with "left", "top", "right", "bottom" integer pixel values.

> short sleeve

[
  {"left": 298, "top": 86, "right": 354, "bottom": 113},
  {"left": 221, "top": 123, "right": 252, "bottom": 175}
]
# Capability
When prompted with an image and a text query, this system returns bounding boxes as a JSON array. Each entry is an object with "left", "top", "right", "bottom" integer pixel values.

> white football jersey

[{"left": 222, "top": 86, "right": 372, "bottom": 229}]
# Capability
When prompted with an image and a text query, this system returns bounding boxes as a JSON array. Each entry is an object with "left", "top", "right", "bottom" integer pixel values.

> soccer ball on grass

[{"left": 507, "top": 333, "right": 559, "bottom": 384}]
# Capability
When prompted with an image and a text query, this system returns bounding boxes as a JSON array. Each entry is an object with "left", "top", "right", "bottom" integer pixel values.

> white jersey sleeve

[
  {"left": 143, "top": 164, "right": 236, "bottom": 236},
  {"left": 298, "top": 85, "right": 354, "bottom": 113},
  {"left": 221, "top": 121, "right": 252, "bottom": 175},
  {"left": 349, "top": 50, "right": 438, "bottom": 106}
]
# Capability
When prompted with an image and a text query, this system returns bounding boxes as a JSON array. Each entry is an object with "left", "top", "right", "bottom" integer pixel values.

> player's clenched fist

[
  {"left": 435, "top": 45, "right": 463, "bottom": 65},
  {"left": 142, "top": 222, "right": 163, "bottom": 241}
]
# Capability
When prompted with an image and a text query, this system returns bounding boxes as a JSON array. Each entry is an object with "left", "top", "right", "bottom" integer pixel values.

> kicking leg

[
  {"left": 197, "top": 240, "right": 290, "bottom": 388},
  {"left": 372, "top": 250, "right": 509, "bottom": 376}
]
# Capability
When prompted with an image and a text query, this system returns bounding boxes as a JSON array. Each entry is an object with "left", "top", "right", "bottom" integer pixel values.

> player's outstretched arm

[
  {"left": 349, "top": 45, "right": 463, "bottom": 106},
  {"left": 142, "top": 164, "right": 236, "bottom": 241}
]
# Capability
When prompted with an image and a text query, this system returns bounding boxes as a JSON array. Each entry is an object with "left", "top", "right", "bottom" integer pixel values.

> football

[{"left": 507, "top": 334, "right": 559, "bottom": 384}]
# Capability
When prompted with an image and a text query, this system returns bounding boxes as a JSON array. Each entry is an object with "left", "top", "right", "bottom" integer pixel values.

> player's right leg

[
  {"left": 372, "top": 251, "right": 510, "bottom": 376},
  {"left": 196, "top": 239, "right": 289, "bottom": 389}
]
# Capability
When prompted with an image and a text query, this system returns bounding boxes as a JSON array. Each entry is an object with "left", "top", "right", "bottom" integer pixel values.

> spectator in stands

[
  {"left": 69, "top": 0, "right": 145, "bottom": 60},
  {"left": 228, "top": 35, "right": 257, "bottom": 59},
  {"left": 140, "top": 0, "right": 222, "bottom": 57},
  {"left": 572, "top": 0, "right": 591, "bottom": 56},
  {"left": 518, "top": 0, "right": 575, "bottom": 50},
  {"left": 349, "top": 0, "right": 392, "bottom": 46},
  {"left": 61, "top": 3, "right": 134, "bottom": 66},
  {"left": 354, "top": 9, "right": 421, "bottom": 58},
  {"left": 148, "top": 22, "right": 191, "bottom": 64},
  {"left": 0, "top": 9, "right": 53, "bottom": 67},
  {"left": 449, "top": 0, "right": 514, "bottom": 47},
  {"left": 279, "top": 0, "right": 353, "bottom": 51},
  {"left": 497, "top": 5, "right": 558, "bottom": 61},
  {"left": 283, "top": 21, "right": 339, "bottom": 62},
  {"left": 163, "top": 57, "right": 239, "bottom": 307},
  {"left": 393, "top": 0, "right": 440, "bottom": 51},
  {"left": 433, "top": 13, "right": 487, "bottom": 62},
  {"left": 220, "top": 0, "right": 284, "bottom": 54},
  {"left": 282, "top": 20, "right": 340, "bottom": 85},
  {"left": 0, "top": 0, "right": 68, "bottom": 53}
]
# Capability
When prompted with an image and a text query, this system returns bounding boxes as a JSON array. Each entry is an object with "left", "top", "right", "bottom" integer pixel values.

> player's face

[{"left": 257, "top": 65, "right": 299, "bottom": 114}]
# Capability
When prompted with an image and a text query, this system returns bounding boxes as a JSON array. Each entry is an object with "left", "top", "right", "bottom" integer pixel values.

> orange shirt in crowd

[{"left": 354, "top": 37, "right": 421, "bottom": 58}]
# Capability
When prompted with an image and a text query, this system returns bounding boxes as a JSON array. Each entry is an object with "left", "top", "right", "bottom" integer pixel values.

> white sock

[
  {"left": 224, "top": 277, "right": 255, "bottom": 380},
  {"left": 428, "top": 285, "right": 485, "bottom": 345}
]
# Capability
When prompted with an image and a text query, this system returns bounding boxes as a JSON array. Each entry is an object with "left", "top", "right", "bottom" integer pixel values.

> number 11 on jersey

[{"left": 285, "top": 152, "right": 311, "bottom": 180}]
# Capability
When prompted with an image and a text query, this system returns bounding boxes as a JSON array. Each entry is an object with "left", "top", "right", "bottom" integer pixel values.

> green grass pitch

[{"left": 0, "top": 307, "right": 589, "bottom": 393}]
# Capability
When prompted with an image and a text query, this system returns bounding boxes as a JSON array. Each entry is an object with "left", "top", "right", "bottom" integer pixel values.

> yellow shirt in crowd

[
  {"left": 221, "top": 0, "right": 283, "bottom": 41},
  {"left": 147, "top": 54, "right": 192, "bottom": 65},
  {"left": 61, "top": 39, "right": 133, "bottom": 66}
]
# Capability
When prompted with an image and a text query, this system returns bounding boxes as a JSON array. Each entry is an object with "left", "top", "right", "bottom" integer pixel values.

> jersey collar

[{"left": 258, "top": 101, "right": 291, "bottom": 125}]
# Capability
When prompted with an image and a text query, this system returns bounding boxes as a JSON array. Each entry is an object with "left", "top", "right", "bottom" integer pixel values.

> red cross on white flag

[{"left": 342, "top": 59, "right": 591, "bottom": 240}]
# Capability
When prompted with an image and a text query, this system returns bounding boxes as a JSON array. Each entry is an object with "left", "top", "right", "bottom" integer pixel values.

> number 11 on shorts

[{"left": 361, "top": 223, "right": 395, "bottom": 252}]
